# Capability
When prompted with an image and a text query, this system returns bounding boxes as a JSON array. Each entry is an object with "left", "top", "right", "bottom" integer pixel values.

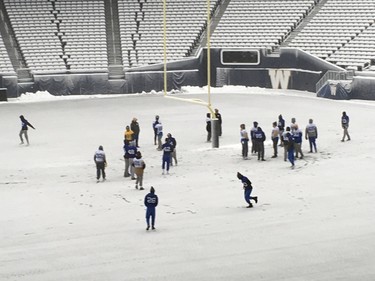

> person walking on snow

[
  {"left": 94, "top": 145, "right": 107, "bottom": 182},
  {"left": 305, "top": 119, "right": 318, "bottom": 153},
  {"left": 132, "top": 151, "right": 146, "bottom": 190},
  {"left": 161, "top": 138, "right": 173, "bottom": 175},
  {"left": 19, "top": 115, "right": 35, "bottom": 145},
  {"left": 144, "top": 186, "right": 158, "bottom": 230},
  {"left": 240, "top": 124, "right": 249, "bottom": 160},
  {"left": 123, "top": 140, "right": 137, "bottom": 179},
  {"left": 237, "top": 172, "right": 258, "bottom": 208},
  {"left": 341, "top": 111, "right": 351, "bottom": 142}
]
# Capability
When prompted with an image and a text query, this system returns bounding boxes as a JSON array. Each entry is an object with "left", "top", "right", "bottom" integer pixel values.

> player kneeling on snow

[{"left": 237, "top": 172, "right": 258, "bottom": 208}]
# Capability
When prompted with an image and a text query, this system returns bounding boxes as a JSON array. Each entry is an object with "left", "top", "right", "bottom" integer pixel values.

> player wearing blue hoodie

[
  {"left": 161, "top": 138, "right": 173, "bottom": 175},
  {"left": 292, "top": 125, "right": 304, "bottom": 159},
  {"left": 254, "top": 126, "right": 266, "bottom": 161},
  {"left": 237, "top": 172, "right": 258, "bottom": 208},
  {"left": 123, "top": 140, "right": 137, "bottom": 179},
  {"left": 144, "top": 186, "right": 158, "bottom": 230},
  {"left": 341, "top": 111, "right": 351, "bottom": 142},
  {"left": 284, "top": 127, "right": 295, "bottom": 168},
  {"left": 19, "top": 115, "right": 35, "bottom": 145}
]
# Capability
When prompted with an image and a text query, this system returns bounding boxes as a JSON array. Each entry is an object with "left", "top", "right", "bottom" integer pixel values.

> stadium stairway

[
  {"left": 281, "top": 0, "right": 328, "bottom": 48},
  {"left": 195, "top": 0, "right": 231, "bottom": 54},
  {"left": 105, "top": 0, "right": 125, "bottom": 79},
  {"left": 0, "top": 0, "right": 33, "bottom": 82}
]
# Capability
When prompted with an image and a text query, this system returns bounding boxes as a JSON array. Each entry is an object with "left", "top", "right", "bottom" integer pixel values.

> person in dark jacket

[
  {"left": 144, "top": 186, "right": 158, "bottom": 230},
  {"left": 19, "top": 115, "right": 35, "bottom": 145},
  {"left": 123, "top": 140, "right": 137, "bottom": 179},
  {"left": 341, "top": 111, "right": 351, "bottom": 142},
  {"left": 94, "top": 145, "right": 107, "bottom": 182},
  {"left": 254, "top": 126, "right": 266, "bottom": 161},
  {"left": 284, "top": 127, "right": 295, "bottom": 168},
  {"left": 214, "top": 108, "right": 222, "bottom": 136},
  {"left": 167, "top": 133, "right": 177, "bottom": 166},
  {"left": 161, "top": 138, "right": 173, "bottom": 175},
  {"left": 206, "top": 113, "right": 211, "bottom": 142},
  {"left": 237, "top": 172, "right": 258, "bottom": 208},
  {"left": 278, "top": 114, "right": 285, "bottom": 146},
  {"left": 250, "top": 121, "right": 258, "bottom": 154},
  {"left": 152, "top": 115, "right": 160, "bottom": 145},
  {"left": 130, "top": 117, "right": 140, "bottom": 147}
]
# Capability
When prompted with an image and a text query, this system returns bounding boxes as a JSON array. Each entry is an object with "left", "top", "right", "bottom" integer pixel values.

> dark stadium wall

[
  {"left": 209, "top": 48, "right": 343, "bottom": 93},
  {"left": 4, "top": 47, "right": 346, "bottom": 98}
]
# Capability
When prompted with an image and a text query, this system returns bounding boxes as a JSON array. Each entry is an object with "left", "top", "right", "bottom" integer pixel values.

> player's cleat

[
  {"left": 152, "top": 226, "right": 156, "bottom": 230},
  {"left": 140, "top": 186, "right": 144, "bottom": 190},
  {"left": 131, "top": 177, "right": 136, "bottom": 180},
  {"left": 254, "top": 197, "right": 258, "bottom": 204},
  {"left": 135, "top": 184, "right": 138, "bottom": 189},
  {"left": 146, "top": 226, "right": 150, "bottom": 231},
  {"left": 246, "top": 204, "right": 253, "bottom": 208}
]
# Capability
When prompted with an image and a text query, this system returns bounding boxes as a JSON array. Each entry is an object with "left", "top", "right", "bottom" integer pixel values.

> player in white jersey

[
  {"left": 305, "top": 119, "right": 318, "bottom": 153},
  {"left": 240, "top": 124, "right": 249, "bottom": 160},
  {"left": 132, "top": 151, "right": 146, "bottom": 190},
  {"left": 94, "top": 145, "right": 107, "bottom": 182}
]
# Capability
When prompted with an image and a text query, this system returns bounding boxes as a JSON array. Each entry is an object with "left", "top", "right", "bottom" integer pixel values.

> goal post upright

[{"left": 162, "top": 0, "right": 219, "bottom": 148}]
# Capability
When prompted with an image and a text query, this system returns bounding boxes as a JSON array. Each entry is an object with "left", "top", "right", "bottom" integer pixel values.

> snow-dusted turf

[{"left": 1, "top": 87, "right": 375, "bottom": 280}]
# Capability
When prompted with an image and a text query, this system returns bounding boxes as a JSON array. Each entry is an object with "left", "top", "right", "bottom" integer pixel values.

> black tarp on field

[
  {"left": 317, "top": 81, "right": 351, "bottom": 100},
  {"left": 125, "top": 70, "right": 201, "bottom": 93},
  {"left": 34, "top": 73, "right": 109, "bottom": 95}
]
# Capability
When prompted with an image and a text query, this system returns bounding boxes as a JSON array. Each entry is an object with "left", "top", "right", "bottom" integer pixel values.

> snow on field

[{"left": 1, "top": 87, "right": 375, "bottom": 281}]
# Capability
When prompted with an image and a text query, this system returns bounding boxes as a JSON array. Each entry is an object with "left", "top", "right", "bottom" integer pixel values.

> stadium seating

[
  {"left": 211, "top": 0, "right": 317, "bottom": 50},
  {"left": 3, "top": 0, "right": 107, "bottom": 74},
  {"left": 0, "top": 33, "right": 15, "bottom": 75},
  {"left": 289, "top": 0, "right": 375, "bottom": 69},
  {"left": 1, "top": 0, "right": 374, "bottom": 74},
  {"left": 118, "top": 0, "right": 219, "bottom": 68}
]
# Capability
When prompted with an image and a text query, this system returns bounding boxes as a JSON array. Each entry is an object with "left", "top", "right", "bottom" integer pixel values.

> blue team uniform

[
  {"left": 144, "top": 192, "right": 158, "bottom": 229},
  {"left": 162, "top": 142, "right": 173, "bottom": 172}
]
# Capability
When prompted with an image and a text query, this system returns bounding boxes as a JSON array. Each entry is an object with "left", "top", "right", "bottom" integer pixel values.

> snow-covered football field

[{"left": 1, "top": 86, "right": 375, "bottom": 280}]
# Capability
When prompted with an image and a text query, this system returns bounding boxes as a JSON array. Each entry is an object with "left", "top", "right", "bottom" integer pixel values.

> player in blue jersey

[
  {"left": 123, "top": 140, "right": 137, "bottom": 179},
  {"left": 161, "top": 138, "right": 173, "bottom": 175},
  {"left": 144, "top": 186, "right": 158, "bottom": 230},
  {"left": 284, "top": 127, "right": 295, "bottom": 168},
  {"left": 293, "top": 125, "right": 304, "bottom": 159},
  {"left": 237, "top": 172, "right": 258, "bottom": 208},
  {"left": 19, "top": 115, "right": 35, "bottom": 145},
  {"left": 166, "top": 133, "right": 177, "bottom": 166},
  {"left": 254, "top": 126, "right": 266, "bottom": 161},
  {"left": 341, "top": 111, "right": 351, "bottom": 142}
]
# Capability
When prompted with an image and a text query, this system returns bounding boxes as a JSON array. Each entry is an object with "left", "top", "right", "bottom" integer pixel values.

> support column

[{"left": 211, "top": 118, "right": 219, "bottom": 148}]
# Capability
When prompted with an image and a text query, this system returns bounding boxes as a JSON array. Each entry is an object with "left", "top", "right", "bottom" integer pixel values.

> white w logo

[{"left": 269, "top": 69, "right": 291, "bottom": 89}]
